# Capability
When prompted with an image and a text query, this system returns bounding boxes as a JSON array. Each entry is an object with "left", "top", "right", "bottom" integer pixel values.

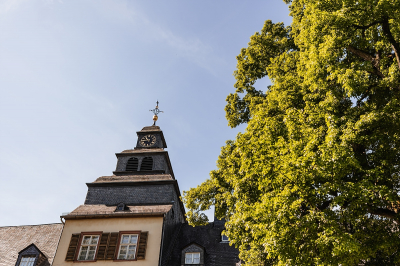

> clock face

[{"left": 140, "top": 134, "right": 156, "bottom": 147}]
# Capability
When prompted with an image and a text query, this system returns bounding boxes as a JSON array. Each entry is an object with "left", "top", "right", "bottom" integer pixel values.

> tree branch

[
  {"left": 381, "top": 17, "right": 400, "bottom": 71},
  {"left": 367, "top": 206, "right": 399, "bottom": 221},
  {"left": 352, "top": 21, "right": 383, "bottom": 30},
  {"left": 347, "top": 46, "right": 384, "bottom": 78}
]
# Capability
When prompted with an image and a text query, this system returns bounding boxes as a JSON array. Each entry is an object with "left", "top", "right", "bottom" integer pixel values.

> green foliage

[{"left": 184, "top": 0, "right": 400, "bottom": 265}]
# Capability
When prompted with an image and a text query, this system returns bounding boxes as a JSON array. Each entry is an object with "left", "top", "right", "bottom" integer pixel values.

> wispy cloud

[
  {"left": 92, "top": 0, "right": 224, "bottom": 75},
  {"left": 0, "top": 0, "right": 27, "bottom": 15}
]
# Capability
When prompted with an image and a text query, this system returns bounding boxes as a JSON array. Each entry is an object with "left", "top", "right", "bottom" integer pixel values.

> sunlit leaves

[{"left": 184, "top": 0, "right": 400, "bottom": 264}]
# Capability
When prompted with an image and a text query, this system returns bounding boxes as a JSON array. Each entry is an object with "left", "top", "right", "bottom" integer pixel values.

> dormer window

[
  {"left": 116, "top": 203, "right": 126, "bottom": 211},
  {"left": 126, "top": 158, "right": 138, "bottom": 171},
  {"left": 19, "top": 256, "right": 36, "bottom": 266},
  {"left": 14, "top": 244, "right": 46, "bottom": 266},
  {"left": 181, "top": 243, "right": 204, "bottom": 265},
  {"left": 140, "top": 157, "right": 153, "bottom": 171}
]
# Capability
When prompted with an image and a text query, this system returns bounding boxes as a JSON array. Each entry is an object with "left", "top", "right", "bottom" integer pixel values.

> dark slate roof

[
  {"left": 164, "top": 220, "right": 240, "bottom": 266},
  {"left": 92, "top": 174, "right": 174, "bottom": 183},
  {"left": 62, "top": 204, "right": 172, "bottom": 219},
  {"left": 0, "top": 223, "right": 63, "bottom": 266}
]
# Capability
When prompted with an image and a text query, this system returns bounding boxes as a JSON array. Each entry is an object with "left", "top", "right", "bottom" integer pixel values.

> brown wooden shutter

[
  {"left": 105, "top": 232, "right": 119, "bottom": 260},
  {"left": 65, "top": 233, "right": 80, "bottom": 261},
  {"left": 96, "top": 233, "right": 110, "bottom": 260},
  {"left": 137, "top": 231, "right": 148, "bottom": 260}
]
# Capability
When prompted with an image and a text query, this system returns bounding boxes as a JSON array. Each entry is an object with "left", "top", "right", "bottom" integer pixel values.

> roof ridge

[{"left": 0, "top": 223, "right": 63, "bottom": 228}]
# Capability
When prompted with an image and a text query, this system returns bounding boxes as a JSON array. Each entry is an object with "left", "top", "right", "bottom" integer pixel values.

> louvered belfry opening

[
  {"left": 140, "top": 157, "right": 153, "bottom": 171},
  {"left": 126, "top": 157, "right": 138, "bottom": 171}
]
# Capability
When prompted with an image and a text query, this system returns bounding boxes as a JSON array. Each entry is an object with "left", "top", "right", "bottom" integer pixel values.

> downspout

[{"left": 158, "top": 213, "right": 166, "bottom": 266}]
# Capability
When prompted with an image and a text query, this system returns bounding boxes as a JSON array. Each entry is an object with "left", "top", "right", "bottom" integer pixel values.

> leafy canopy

[{"left": 184, "top": 0, "right": 400, "bottom": 265}]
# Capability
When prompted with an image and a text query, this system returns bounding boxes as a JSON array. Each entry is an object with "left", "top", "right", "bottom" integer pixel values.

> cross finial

[{"left": 149, "top": 101, "right": 164, "bottom": 126}]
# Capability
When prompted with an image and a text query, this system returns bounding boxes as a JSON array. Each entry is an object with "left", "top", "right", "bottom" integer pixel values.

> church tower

[
  {"left": 51, "top": 103, "right": 239, "bottom": 266},
  {"left": 52, "top": 105, "right": 185, "bottom": 265}
]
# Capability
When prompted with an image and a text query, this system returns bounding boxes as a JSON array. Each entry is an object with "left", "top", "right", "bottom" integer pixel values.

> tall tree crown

[{"left": 184, "top": 0, "right": 400, "bottom": 264}]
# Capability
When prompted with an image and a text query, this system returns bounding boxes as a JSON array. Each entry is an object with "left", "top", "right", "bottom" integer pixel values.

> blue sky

[{"left": 0, "top": 0, "right": 292, "bottom": 226}]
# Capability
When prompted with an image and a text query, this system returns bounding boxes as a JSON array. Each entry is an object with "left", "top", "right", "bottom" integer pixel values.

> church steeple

[
  {"left": 112, "top": 125, "right": 174, "bottom": 178},
  {"left": 111, "top": 103, "right": 172, "bottom": 176}
]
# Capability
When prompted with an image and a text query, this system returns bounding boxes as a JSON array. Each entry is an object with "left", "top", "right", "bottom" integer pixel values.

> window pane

[
  {"left": 19, "top": 258, "right": 27, "bottom": 266},
  {"left": 121, "top": 235, "right": 129, "bottom": 244},
  {"left": 185, "top": 253, "right": 193, "bottom": 264},
  {"left": 91, "top": 236, "right": 99, "bottom": 245},
  {"left": 82, "top": 236, "right": 91, "bottom": 245},
  {"left": 26, "top": 258, "right": 35, "bottom": 266},
  {"left": 78, "top": 246, "right": 88, "bottom": 260},
  {"left": 127, "top": 246, "right": 136, "bottom": 258},
  {"left": 119, "top": 246, "right": 127, "bottom": 254},
  {"left": 130, "top": 235, "right": 138, "bottom": 244},
  {"left": 193, "top": 252, "right": 200, "bottom": 263},
  {"left": 118, "top": 253, "right": 125, "bottom": 260},
  {"left": 87, "top": 250, "right": 95, "bottom": 260}
]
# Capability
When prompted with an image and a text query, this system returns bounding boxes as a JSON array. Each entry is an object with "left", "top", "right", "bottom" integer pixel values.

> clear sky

[{"left": 0, "top": 0, "right": 292, "bottom": 226}]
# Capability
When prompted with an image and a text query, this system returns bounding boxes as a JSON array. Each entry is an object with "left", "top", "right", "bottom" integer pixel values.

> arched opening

[
  {"left": 140, "top": 157, "right": 153, "bottom": 171},
  {"left": 126, "top": 158, "right": 138, "bottom": 171}
]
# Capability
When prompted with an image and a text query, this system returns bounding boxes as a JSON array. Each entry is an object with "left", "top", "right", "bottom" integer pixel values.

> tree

[{"left": 183, "top": 0, "right": 400, "bottom": 265}]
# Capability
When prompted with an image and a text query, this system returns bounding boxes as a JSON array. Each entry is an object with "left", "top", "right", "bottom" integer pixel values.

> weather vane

[{"left": 150, "top": 101, "right": 164, "bottom": 126}]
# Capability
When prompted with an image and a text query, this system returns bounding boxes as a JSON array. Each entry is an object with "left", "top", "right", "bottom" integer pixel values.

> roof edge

[{"left": 62, "top": 213, "right": 166, "bottom": 220}]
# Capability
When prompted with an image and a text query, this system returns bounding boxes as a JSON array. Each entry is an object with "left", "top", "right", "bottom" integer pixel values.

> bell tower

[
  {"left": 55, "top": 102, "right": 185, "bottom": 265},
  {"left": 51, "top": 101, "right": 240, "bottom": 266},
  {"left": 112, "top": 125, "right": 174, "bottom": 176}
]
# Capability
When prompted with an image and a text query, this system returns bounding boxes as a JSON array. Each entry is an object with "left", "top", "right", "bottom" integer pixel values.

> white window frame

[
  {"left": 19, "top": 256, "right": 36, "bottom": 266},
  {"left": 185, "top": 252, "right": 200, "bottom": 264},
  {"left": 221, "top": 234, "right": 229, "bottom": 242},
  {"left": 117, "top": 234, "right": 139, "bottom": 260},
  {"left": 77, "top": 235, "right": 100, "bottom": 261}
]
